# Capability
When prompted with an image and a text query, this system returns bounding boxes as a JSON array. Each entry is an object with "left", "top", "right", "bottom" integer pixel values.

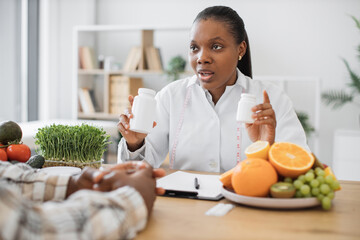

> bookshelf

[{"left": 72, "top": 25, "right": 189, "bottom": 120}]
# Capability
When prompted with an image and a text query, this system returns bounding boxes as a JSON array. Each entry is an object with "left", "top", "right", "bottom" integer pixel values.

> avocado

[
  {"left": 270, "top": 182, "right": 296, "bottom": 198},
  {"left": 0, "top": 121, "right": 22, "bottom": 145},
  {"left": 26, "top": 155, "right": 45, "bottom": 169}
]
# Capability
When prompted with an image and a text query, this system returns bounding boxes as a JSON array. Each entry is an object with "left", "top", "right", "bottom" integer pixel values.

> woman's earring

[{"left": 238, "top": 55, "right": 242, "bottom": 61}]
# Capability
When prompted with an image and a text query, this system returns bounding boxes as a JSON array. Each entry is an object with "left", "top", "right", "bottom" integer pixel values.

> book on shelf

[
  {"left": 78, "top": 88, "right": 96, "bottom": 113},
  {"left": 109, "top": 75, "right": 143, "bottom": 114},
  {"left": 123, "top": 46, "right": 163, "bottom": 72},
  {"left": 123, "top": 47, "right": 142, "bottom": 72},
  {"left": 79, "top": 46, "right": 96, "bottom": 69},
  {"left": 78, "top": 98, "right": 83, "bottom": 112},
  {"left": 145, "top": 46, "right": 163, "bottom": 71},
  {"left": 88, "top": 89, "right": 99, "bottom": 112}
]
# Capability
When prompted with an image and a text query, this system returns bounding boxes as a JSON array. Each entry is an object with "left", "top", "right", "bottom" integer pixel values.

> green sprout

[{"left": 35, "top": 124, "right": 111, "bottom": 162}]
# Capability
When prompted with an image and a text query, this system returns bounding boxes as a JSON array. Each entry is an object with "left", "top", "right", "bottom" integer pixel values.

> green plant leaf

[
  {"left": 322, "top": 15, "right": 360, "bottom": 111},
  {"left": 350, "top": 15, "right": 360, "bottom": 30},
  {"left": 166, "top": 55, "right": 186, "bottom": 81},
  {"left": 296, "top": 111, "right": 315, "bottom": 136},
  {"left": 343, "top": 59, "right": 360, "bottom": 94},
  {"left": 321, "top": 90, "right": 354, "bottom": 109}
]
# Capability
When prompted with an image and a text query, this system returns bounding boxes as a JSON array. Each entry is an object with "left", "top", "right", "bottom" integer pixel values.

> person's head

[{"left": 189, "top": 6, "right": 252, "bottom": 93}]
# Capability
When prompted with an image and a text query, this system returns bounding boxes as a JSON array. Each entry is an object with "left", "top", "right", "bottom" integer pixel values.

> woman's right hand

[{"left": 117, "top": 95, "right": 156, "bottom": 152}]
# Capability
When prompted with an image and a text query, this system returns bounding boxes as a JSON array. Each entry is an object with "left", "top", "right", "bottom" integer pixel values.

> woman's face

[{"left": 189, "top": 19, "right": 246, "bottom": 93}]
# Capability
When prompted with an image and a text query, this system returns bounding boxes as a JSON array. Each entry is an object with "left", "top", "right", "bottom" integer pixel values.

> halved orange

[
  {"left": 219, "top": 167, "right": 235, "bottom": 190},
  {"left": 245, "top": 141, "right": 270, "bottom": 160},
  {"left": 269, "top": 142, "right": 314, "bottom": 178}
]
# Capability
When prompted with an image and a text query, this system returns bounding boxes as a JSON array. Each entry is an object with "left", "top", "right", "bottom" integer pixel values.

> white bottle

[
  {"left": 236, "top": 93, "right": 256, "bottom": 123},
  {"left": 130, "top": 88, "right": 157, "bottom": 134}
]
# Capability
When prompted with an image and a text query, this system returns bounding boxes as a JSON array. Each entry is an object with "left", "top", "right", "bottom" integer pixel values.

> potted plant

[
  {"left": 322, "top": 16, "right": 360, "bottom": 122},
  {"left": 35, "top": 124, "right": 111, "bottom": 169},
  {"left": 166, "top": 55, "right": 186, "bottom": 81},
  {"left": 296, "top": 111, "right": 315, "bottom": 137}
]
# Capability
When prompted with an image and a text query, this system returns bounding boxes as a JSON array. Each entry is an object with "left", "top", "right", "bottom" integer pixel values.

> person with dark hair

[
  {"left": 117, "top": 6, "right": 309, "bottom": 172},
  {"left": 0, "top": 161, "right": 165, "bottom": 239}
]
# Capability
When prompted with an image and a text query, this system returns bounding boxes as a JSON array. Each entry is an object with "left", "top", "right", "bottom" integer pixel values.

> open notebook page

[{"left": 157, "top": 171, "right": 223, "bottom": 199}]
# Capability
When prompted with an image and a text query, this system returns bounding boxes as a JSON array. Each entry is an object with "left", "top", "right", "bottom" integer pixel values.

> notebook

[{"left": 157, "top": 171, "right": 223, "bottom": 201}]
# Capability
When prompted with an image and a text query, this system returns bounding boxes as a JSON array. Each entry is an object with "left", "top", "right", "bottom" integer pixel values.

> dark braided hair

[{"left": 193, "top": 6, "right": 252, "bottom": 78}]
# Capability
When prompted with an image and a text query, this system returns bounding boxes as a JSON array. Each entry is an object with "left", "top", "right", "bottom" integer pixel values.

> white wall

[
  {"left": 39, "top": 0, "right": 96, "bottom": 120},
  {"left": 42, "top": 0, "right": 360, "bottom": 166},
  {"left": 0, "top": 0, "right": 19, "bottom": 122}
]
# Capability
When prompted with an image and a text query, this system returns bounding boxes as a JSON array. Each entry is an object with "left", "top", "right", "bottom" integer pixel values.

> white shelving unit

[{"left": 72, "top": 25, "right": 189, "bottom": 120}]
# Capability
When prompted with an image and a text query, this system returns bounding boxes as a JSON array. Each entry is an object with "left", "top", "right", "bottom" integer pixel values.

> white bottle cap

[
  {"left": 241, "top": 93, "right": 256, "bottom": 99},
  {"left": 138, "top": 88, "right": 156, "bottom": 96}
]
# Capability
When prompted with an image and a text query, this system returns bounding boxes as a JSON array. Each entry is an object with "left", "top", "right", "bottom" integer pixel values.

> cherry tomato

[
  {"left": 6, "top": 144, "right": 31, "bottom": 163},
  {"left": 0, "top": 148, "right": 7, "bottom": 161}
]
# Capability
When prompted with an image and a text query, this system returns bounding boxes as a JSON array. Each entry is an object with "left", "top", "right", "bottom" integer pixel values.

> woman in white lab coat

[{"left": 117, "top": 6, "right": 309, "bottom": 172}]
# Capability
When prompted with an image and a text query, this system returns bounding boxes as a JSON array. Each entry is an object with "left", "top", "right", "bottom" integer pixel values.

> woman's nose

[{"left": 197, "top": 50, "right": 212, "bottom": 64}]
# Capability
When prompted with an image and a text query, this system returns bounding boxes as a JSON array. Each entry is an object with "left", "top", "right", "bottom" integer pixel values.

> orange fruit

[
  {"left": 219, "top": 167, "right": 235, "bottom": 189},
  {"left": 324, "top": 166, "right": 341, "bottom": 191},
  {"left": 245, "top": 141, "right": 270, "bottom": 160},
  {"left": 269, "top": 142, "right": 314, "bottom": 178},
  {"left": 231, "top": 158, "right": 278, "bottom": 197}
]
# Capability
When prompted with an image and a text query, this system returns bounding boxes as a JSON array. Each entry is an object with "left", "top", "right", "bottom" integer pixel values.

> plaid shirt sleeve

[
  {"left": 0, "top": 162, "right": 148, "bottom": 239},
  {"left": 0, "top": 161, "right": 70, "bottom": 202}
]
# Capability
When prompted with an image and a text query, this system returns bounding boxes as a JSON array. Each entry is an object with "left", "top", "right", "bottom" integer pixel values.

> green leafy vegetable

[{"left": 35, "top": 124, "right": 111, "bottom": 163}]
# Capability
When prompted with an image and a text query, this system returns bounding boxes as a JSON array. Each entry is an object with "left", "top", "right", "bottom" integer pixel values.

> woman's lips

[{"left": 198, "top": 71, "right": 214, "bottom": 82}]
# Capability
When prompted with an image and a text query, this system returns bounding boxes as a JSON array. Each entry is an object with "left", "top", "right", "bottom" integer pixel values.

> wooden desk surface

[{"left": 135, "top": 180, "right": 360, "bottom": 240}]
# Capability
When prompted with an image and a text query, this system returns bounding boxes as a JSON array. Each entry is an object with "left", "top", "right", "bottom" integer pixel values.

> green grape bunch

[{"left": 291, "top": 167, "right": 340, "bottom": 210}]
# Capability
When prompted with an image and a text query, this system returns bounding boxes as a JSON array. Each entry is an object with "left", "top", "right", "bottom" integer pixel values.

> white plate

[
  {"left": 40, "top": 166, "right": 81, "bottom": 176},
  {"left": 221, "top": 187, "right": 321, "bottom": 209}
]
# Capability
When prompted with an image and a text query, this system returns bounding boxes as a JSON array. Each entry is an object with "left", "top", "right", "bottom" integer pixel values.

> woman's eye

[
  {"left": 213, "top": 44, "right": 222, "bottom": 50},
  {"left": 190, "top": 45, "right": 198, "bottom": 51}
]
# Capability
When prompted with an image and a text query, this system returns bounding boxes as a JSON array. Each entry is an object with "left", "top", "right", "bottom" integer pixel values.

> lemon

[{"left": 245, "top": 141, "right": 270, "bottom": 160}]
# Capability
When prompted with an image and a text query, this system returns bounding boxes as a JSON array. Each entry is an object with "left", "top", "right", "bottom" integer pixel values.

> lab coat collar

[
  {"left": 236, "top": 69, "right": 249, "bottom": 92},
  {"left": 187, "top": 74, "right": 198, "bottom": 87},
  {"left": 186, "top": 68, "right": 249, "bottom": 91}
]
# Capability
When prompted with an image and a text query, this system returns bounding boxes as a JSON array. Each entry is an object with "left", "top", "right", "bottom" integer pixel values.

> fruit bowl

[{"left": 222, "top": 187, "right": 321, "bottom": 209}]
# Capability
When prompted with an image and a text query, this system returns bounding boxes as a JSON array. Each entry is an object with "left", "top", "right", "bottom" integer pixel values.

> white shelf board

[
  {"left": 74, "top": 25, "right": 189, "bottom": 32},
  {"left": 78, "top": 112, "right": 119, "bottom": 121}
]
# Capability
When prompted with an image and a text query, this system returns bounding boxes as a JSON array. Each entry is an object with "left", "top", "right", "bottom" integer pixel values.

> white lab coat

[{"left": 118, "top": 70, "right": 309, "bottom": 173}]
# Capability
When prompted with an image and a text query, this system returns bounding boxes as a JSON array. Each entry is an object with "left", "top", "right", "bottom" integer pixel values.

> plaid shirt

[{"left": 0, "top": 161, "right": 147, "bottom": 240}]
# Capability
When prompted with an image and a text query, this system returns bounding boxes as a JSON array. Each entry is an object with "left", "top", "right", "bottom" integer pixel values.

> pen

[
  {"left": 194, "top": 177, "right": 200, "bottom": 189},
  {"left": 165, "top": 190, "right": 198, "bottom": 197}
]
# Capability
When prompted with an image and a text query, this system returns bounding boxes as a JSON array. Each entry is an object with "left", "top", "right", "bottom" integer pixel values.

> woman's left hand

[{"left": 245, "top": 90, "right": 276, "bottom": 145}]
